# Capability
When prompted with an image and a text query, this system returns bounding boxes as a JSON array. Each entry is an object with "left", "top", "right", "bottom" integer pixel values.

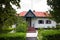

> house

[{"left": 18, "top": 10, "right": 56, "bottom": 28}]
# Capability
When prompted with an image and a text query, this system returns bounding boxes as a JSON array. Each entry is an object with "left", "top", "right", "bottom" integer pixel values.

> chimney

[
  {"left": 33, "top": 10, "right": 35, "bottom": 12},
  {"left": 46, "top": 11, "right": 50, "bottom": 14},
  {"left": 46, "top": 11, "right": 48, "bottom": 13}
]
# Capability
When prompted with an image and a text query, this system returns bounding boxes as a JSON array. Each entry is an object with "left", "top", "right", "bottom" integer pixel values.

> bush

[
  {"left": 42, "top": 34, "right": 60, "bottom": 40},
  {"left": 52, "top": 26, "right": 56, "bottom": 29},
  {"left": 47, "top": 26, "right": 51, "bottom": 29},
  {"left": 16, "top": 21, "right": 27, "bottom": 32},
  {"left": 38, "top": 30, "right": 60, "bottom": 40},
  {"left": 38, "top": 28, "right": 44, "bottom": 31},
  {"left": 16, "top": 17, "right": 28, "bottom": 33},
  {"left": 56, "top": 25, "right": 60, "bottom": 29},
  {"left": 0, "top": 27, "right": 14, "bottom": 33},
  {"left": 0, "top": 32, "right": 26, "bottom": 40}
]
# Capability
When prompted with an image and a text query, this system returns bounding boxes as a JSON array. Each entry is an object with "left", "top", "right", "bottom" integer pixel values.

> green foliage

[
  {"left": 0, "top": 25, "right": 15, "bottom": 33},
  {"left": 52, "top": 26, "right": 55, "bottom": 29},
  {"left": 56, "top": 25, "right": 60, "bottom": 29},
  {"left": 0, "top": 27, "right": 14, "bottom": 33},
  {"left": 47, "top": 0, "right": 60, "bottom": 23},
  {"left": 0, "top": 32, "right": 26, "bottom": 40},
  {"left": 16, "top": 17, "right": 28, "bottom": 32},
  {"left": 38, "top": 30, "right": 43, "bottom": 40},
  {"left": 38, "top": 28, "right": 44, "bottom": 31},
  {"left": 0, "top": 0, "right": 20, "bottom": 31},
  {"left": 47, "top": 26, "right": 51, "bottom": 29},
  {"left": 38, "top": 30, "right": 60, "bottom": 40}
]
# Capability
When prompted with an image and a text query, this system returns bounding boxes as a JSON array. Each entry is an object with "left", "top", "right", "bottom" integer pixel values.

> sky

[{"left": 12, "top": 0, "right": 51, "bottom": 13}]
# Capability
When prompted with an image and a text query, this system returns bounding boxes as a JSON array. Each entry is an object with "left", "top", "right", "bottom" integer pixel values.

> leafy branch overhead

[
  {"left": 47, "top": 0, "right": 60, "bottom": 23},
  {"left": 0, "top": 0, "right": 20, "bottom": 28}
]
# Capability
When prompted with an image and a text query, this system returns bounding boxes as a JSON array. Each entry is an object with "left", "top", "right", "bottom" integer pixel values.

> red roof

[
  {"left": 18, "top": 11, "right": 50, "bottom": 17},
  {"left": 19, "top": 11, "right": 27, "bottom": 16}
]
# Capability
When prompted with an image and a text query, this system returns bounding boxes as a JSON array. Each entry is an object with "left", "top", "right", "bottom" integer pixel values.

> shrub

[
  {"left": 56, "top": 25, "right": 60, "bottom": 29},
  {"left": 16, "top": 21, "right": 27, "bottom": 32},
  {"left": 0, "top": 27, "right": 14, "bottom": 33},
  {"left": 52, "top": 26, "right": 55, "bottom": 29},
  {"left": 38, "top": 30, "right": 60, "bottom": 40},
  {"left": 38, "top": 28, "right": 44, "bottom": 31},
  {"left": 16, "top": 17, "right": 28, "bottom": 33},
  {"left": 42, "top": 34, "right": 60, "bottom": 40},
  {"left": 0, "top": 32, "right": 26, "bottom": 40},
  {"left": 47, "top": 26, "right": 51, "bottom": 29}
]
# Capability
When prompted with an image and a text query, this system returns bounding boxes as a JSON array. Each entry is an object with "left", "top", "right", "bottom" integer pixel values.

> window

[
  {"left": 38, "top": 20, "right": 44, "bottom": 24},
  {"left": 46, "top": 20, "right": 51, "bottom": 24}
]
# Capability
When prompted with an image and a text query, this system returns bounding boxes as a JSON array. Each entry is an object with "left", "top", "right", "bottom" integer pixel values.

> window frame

[
  {"left": 46, "top": 20, "right": 51, "bottom": 24},
  {"left": 38, "top": 20, "right": 44, "bottom": 24}
]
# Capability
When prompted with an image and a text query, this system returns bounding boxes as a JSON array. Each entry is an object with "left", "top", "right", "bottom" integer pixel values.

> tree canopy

[
  {"left": 0, "top": 0, "right": 20, "bottom": 30},
  {"left": 47, "top": 0, "right": 60, "bottom": 23}
]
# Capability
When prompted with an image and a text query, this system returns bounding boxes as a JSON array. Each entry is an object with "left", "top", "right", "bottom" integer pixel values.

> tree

[
  {"left": 0, "top": 0, "right": 20, "bottom": 31},
  {"left": 47, "top": 0, "right": 60, "bottom": 23}
]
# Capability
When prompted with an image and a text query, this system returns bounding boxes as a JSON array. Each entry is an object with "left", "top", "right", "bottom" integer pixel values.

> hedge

[
  {"left": 0, "top": 32, "right": 26, "bottom": 40},
  {"left": 38, "top": 30, "right": 60, "bottom": 40}
]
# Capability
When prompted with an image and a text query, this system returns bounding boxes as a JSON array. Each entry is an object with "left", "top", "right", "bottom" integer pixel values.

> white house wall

[{"left": 31, "top": 18, "right": 56, "bottom": 28}]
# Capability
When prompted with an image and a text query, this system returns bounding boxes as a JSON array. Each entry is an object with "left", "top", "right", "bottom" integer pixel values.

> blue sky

[{"left": 12, "top": 0, "right": 50, "bottom": 13}]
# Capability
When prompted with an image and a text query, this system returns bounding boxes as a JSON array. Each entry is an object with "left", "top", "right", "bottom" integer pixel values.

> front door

[{"left": 26, "top": 17, "right": 31, "bottom": 27}]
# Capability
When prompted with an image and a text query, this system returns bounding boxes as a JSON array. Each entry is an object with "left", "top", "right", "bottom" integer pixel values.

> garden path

[{"left": 26, "top": 27, "right": 38, "bottom": 40}]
